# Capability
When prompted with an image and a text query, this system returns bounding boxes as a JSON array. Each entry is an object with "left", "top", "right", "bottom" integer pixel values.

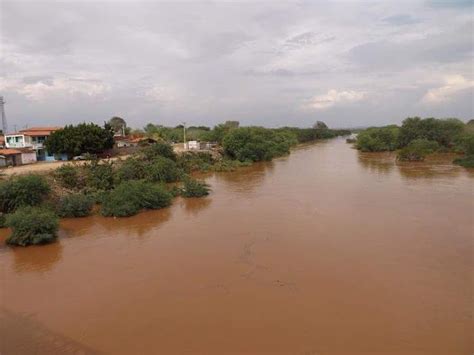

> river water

[{"left": 1, "top": 138, "right": 473, "bottom": 355}]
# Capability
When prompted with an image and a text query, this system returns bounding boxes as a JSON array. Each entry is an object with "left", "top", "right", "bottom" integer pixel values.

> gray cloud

[{"left": 0, "top": 0, "right": 472, "bottom": 129}]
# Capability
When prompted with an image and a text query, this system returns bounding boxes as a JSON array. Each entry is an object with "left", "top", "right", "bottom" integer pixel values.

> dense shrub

[
  {"left": 181, "top": 178, "right": 210, "bottom": 197},
  {"left": 0, "top": 175, "right": 50, "bottom": 213},
  {"left": 5, "top": 206, "right": 59, "bottom": 246},
  {"left": 101, "top": 180, "right": 172, "bottom": 217},
  {"left": 57, "top": 194, "right": 94, "bottom": 217},
  {"left": 356, "top": 126, "right": 400, "bottom": 152},
  {"left": 223, "top": 127, "right": 294, "bottom": 162},
  {"left": 398, "top": 117, "right": 464, "bottom": 148},
  {"left": 84, "top": 160, "right": 115, "bottom": 190},
  {"left": 176, "top": 152, "right": 215, "bottom": 172},
  {"left": 116, "top": 157, "right": 147, "bottom": 181},
  {"left": 146, "top": 156, "right": 182, "bottom": 183},
  {"left": 141, "top": 142, "right": 177, "bottom": 161},
  {"left": 54, "top": 164, "right": 82, "bottom": 189},
  {"left": 453, "top": 155, "right": 474, "bottom": 168},
  {"left": 397, "top": 139, "right": 439, "bottom": 161}
]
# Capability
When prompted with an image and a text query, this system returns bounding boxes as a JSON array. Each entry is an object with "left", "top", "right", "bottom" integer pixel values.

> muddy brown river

[{"left": 1, "top": 138, "right": 473, "bottom": 355}]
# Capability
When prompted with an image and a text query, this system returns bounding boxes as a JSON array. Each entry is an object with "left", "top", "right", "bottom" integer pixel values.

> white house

[{"left": 5, "top": 127, "right": 67, "bottom": 161}]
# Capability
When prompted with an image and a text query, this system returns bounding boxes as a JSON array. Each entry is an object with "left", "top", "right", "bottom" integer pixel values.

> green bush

[
  {"left": 84, "top": 160, "right": 115, "bottom": 191},
  {"left": 141, "top": 142, "right": 177, "bottom": 161},
  {"left": 398, "top": 117, "right": 464, "bottom": 148},
  {"left": 57, "top": 194, "right": 94, "bottom": 217},
  {"left": 176, "top": 152, "right": 215, "bottom": 172},
  {"left": 453, "top": 155, "right": 474, "bottom": 168},
  {"left": 54, "top": 164, "right": 82, "bottom": 189},
  {"left": 101, "top": 180, "right": 173, "bottom": 217},
  {"left": 356, "top": 126, "right": 400, "bottom": 152},
  {"left": 181, "top": 178, "right": 210, "bottom": 197},
  {"left": 5, "top": 206, "right": 59, "bottom": 246},
  {"left": 223, "top": 127, "right": 293, "bottom": 162},
  {"left": 0, "top": 175, "right": 50, "bottom": 213},
  {"left": 116, "top": 157, "right": 147, "bottom": 181},
  {"left": 146, "top": 156, "right": 182, "bottom": 183},
  {"left": 397, "top": 139, "right": 439, "bottom": 161}
]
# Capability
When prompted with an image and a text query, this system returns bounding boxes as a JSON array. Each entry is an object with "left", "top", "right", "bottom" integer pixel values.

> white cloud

[
  {"left": 2, "top": 77, "right": 109, "bottom": 102},
  {"left": 306, "top": 89, "right": 366, "bottom": 110},
  {"left": 422, "top": 75, "right": 474, "bottom": 104},
  {"left": 143, "top": 86, "right": 179, "bottom": 103}
]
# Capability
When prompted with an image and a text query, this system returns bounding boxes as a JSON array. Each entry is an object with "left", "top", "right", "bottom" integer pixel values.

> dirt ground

[{"left": 0, "top": 144, "right": 190, "bottom": 176}]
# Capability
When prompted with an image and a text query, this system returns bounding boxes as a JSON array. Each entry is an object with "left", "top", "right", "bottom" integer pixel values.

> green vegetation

[
  {"left": 181, "top": 178, "right": 210, "bottom": 197},
  {"left": 54, "top": 164, "right": 82, "bottom": 189},
  {"left": 223, "top": 127, "right": 295, "bottom": 162},
  {"left": 146, "top": 156, "right": 182, "bottom": 183},
  {"left": 116, "top": 157, "right": 147, "bottom": 181},
  {"left": 101, "top": 180, "right": 172, "bottom": 217},
  {"left": 355, "top": 117, "right": 474, "bottom": 167},
  {"left": 57, "top": 194, "right": 94, "bottom": 217},
  {"left": 84, "top": 160, "right": 115, "bottom": 191},
  {"left": 5, "top": 206, "right": 59, "bottom": 246},
  {"left": 141, "top": 141, "right": 177, "bottom": 161},
  {"left": 45, "top": 122, "right": 114, "bottom": 158},
  {"left": 453, "top": 155, "right": 474, "bottom": 168},
  {"left": 397, "top": 139, "right": 439, "bottom": 161},
  {"left": 176, "top": 152, "right": 215, "bottom": 172},
  {"left": 398, "top": 117, "right": 464, "bottom": 148},
  {"left": 356, "top": 125, "right": 400, "bottom": 152},
  {"left": 0, "top": 175, "right": 50, "bottom": 213}
]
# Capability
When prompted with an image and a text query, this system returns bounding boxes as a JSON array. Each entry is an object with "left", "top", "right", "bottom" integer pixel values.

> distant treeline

[{"left": 354, "top": 117, "right": 474, "bottom": 166}]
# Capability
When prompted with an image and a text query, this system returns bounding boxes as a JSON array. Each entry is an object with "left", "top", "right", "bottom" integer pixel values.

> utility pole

[
  {"left": 0, "top": 96, "right": 7, "bottom": 134},
  {"left": 183, "top": 122, "right": 187, "bottom": 150}
]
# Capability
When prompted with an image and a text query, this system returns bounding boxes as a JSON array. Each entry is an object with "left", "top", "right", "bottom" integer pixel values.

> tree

[
  {"left": 222, "top": 127, "right": 293, "bottom": 162},
  {"left": 6, "top": 206, "right": 59, "bottom": 246},
  {"left": 398, "top": 117, "right": 464, "bottom": 148},
  {"left": 0, "top": 175, "right": 50, "bottom": 213},
  {"left": 108, "top": 116, "right": 127, "bottom": 135},
  {"left": 45, "top": 123, "right": 115, "bottom": 158},
  {"left": 313, "top": 121, "right": 328, "bottom": 130}
]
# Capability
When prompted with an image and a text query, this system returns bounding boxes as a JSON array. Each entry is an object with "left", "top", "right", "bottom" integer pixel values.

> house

[
  {"left": 0, "top": 149, "right": 22, "bottom": 167},
  {"left": 0, "top": 148, "right": 37, "bottom": 167},
  {"left": 186, "top": 140, "right": 200, "bottom": 150},
  {"left": 4, "top": 127, "right": 67, "bottom": 161}
]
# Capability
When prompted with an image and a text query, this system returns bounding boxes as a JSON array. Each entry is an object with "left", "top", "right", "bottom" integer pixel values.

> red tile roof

[
  {"left": 0, "top": 149, "right": 22, "bottom": 155},
  {"left": 18, "top": 126, "right": 62, "bottom": 136}
]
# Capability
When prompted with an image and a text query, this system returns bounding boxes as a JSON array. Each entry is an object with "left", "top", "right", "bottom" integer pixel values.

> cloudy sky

[{"left": 1, "top": 0, "right": 473, "bottom": 130}]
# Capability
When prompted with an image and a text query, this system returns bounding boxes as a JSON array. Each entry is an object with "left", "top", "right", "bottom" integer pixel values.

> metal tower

[{"left": 0, "top": 96, "right": 7, "bottom": 134}]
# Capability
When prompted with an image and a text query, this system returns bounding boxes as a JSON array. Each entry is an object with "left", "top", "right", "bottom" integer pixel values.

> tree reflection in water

[
  {"left": 212, "top": 161, "right": 274, "bottom": 194},
  {"left": 357, "top": 151, "right": 395, "bottom": 175},
  {"left": 12, "top": 242, "right": 63, "bottom": 274}
]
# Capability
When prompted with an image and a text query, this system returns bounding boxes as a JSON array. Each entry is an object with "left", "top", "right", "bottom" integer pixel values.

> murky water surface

[{"left": 1, "top": 138, "right": 473, "bottom": 354}]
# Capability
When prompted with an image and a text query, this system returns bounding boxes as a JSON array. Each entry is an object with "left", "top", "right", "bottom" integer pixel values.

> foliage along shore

[
  {"left": 351, "top": 117, "right": 474, "bottom": 166},
  {"left": 0, "top": 123, "right": 349, "bottom": 246}
]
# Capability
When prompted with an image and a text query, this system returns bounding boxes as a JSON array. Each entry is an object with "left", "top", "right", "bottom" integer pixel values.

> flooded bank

[{"left": 1, "top": 138, "right": 473, "bottom": 354}]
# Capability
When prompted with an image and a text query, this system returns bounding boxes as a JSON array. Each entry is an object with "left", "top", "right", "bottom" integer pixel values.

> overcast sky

[{"left": 1, "top": 0, "right": 473, "bottom": 130}]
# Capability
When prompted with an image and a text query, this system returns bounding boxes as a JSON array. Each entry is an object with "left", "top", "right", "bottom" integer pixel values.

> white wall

[{"left": 21, "top": 151, "right": 37, "bottom": 165}]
